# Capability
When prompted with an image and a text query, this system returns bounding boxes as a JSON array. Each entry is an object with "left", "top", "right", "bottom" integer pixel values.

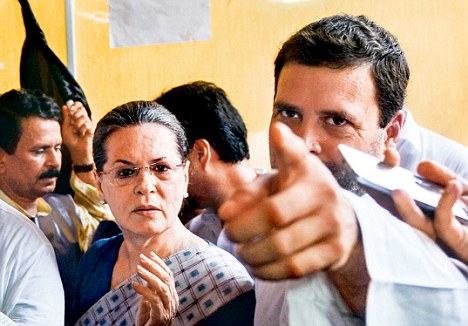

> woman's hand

[{"left": 133, "top": 252, "right": 178, "bottom": 326}]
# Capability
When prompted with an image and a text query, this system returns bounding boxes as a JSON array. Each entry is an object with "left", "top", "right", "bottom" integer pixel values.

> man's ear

[
  {"left": 385, "top": 110, "right": 404, "bottom": 144},
  {"left": 191, "top": 139, "right": 213, "bottom": 170}
]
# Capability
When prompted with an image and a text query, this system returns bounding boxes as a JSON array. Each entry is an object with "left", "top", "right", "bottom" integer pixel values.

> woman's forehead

[{"left": 105, "top": 124, "right": 179, "bottom": 162}]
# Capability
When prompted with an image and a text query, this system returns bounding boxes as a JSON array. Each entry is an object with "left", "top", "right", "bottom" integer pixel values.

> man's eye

[
  {"left": 116, "top": 168, "right": 136, "bottom": 178},
  {"left": 280, "top": 109, "right": 299, "bottom": 119},
  {"left": 326, "top": 117, "right": 348, "bottom": 126},
  {"left": 34, "top": 148, "right": 45, "bottom": 155}
]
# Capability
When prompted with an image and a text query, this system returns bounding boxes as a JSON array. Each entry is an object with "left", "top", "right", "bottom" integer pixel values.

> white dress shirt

[
  {"left": 398, "top": 109, "right": 468, "bottom": 179},
  {"left": 0, "top": 200, "right": 64, "bottom": 325},
  {"left": 255, "top": 191, "right": 468, "bottom": 326}
]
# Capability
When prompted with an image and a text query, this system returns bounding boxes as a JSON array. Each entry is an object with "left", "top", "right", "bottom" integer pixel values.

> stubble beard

[{"left": 326, "top": 139, "right": 384, "bottom": 196}]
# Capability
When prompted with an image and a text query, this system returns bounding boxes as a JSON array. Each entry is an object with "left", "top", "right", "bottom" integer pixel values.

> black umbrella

[{"left": 19, "top": 0, "right": 92, "bottom": 195}]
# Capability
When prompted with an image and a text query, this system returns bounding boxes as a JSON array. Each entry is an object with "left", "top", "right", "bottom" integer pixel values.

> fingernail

[{"left": 140, "top": 253, "right": 149, "bottom": 262}]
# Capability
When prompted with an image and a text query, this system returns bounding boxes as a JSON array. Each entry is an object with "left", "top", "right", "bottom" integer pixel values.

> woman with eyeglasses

[{"left": 71, "top": 101, "right": 255, "bottom": 325}]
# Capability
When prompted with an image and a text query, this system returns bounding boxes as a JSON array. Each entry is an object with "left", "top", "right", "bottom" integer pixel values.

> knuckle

[
  {"left": 161, "top": 284, "right": 171, "bottom": 297},
  {"left": 326, "top": 215, "right": 342, "bottom": 232},
  {"left": 265, "top": 200, "right": 287, "bottom": 227},
  {"left": 323, "top": 185, "right": 340, "bottom": 203},
  {"left": 329, "top": 239, "right": 346, "bottom": 258},
  {"left": 270, "top": 230, "right": 291, "bottom": 256},
  {"left": 284, "top": 255, "right": 307, "bottom": 278}
]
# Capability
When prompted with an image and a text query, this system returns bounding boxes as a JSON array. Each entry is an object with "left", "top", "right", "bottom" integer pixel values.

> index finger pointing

[{"left": 269, "top": 122, "right": 311, "bottom": 173}]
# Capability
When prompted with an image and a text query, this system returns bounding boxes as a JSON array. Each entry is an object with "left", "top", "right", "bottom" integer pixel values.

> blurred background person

[{"left": 156, "top": 81, "right": 262, "bottom": 259}]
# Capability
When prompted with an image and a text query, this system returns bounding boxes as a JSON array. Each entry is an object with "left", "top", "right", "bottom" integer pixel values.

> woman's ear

[
  {"left": 182, "top": 160, "right": 190, "bottom": 193},
  {"left": 94, "top": 171, "right": 107, "bottom": 204},
  {"left": 385, "top": 110, "right": 404, "bottom": 144}
]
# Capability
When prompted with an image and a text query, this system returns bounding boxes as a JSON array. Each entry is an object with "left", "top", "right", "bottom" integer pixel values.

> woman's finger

[{"left": 139, "top": 253, "right": 173, "bottom": 285}]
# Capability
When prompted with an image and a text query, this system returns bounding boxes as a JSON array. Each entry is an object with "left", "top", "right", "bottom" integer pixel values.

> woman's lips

[{"left": 133, "top": 205, "right": 161, "bottom": 215}]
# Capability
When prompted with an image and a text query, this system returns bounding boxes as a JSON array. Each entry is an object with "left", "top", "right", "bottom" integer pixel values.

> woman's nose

[{"left": 134, "top": 167, "right": 158, "bottom": 195}]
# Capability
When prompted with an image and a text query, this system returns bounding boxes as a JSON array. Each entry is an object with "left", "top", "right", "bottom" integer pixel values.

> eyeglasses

[{"left": 99, "top": 161, "right": 186, "bottom": 186}]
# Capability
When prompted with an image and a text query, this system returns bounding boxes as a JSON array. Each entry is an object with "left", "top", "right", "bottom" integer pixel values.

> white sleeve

[
  {"left": 7, "top": 242, "right": 65, "bottom": 326},
  {"left": 343, "top": 191, "right": 468, "bottom": 324},
  {"left": 0, "top": 312, "right": 16, "bottom": 326},
  {"left": 0, "top": 214, "right": 65, "bottom": 326}
]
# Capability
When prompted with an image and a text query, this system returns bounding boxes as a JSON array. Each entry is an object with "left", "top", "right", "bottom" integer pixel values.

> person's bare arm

[{"left": 61, "top": 101, "right": 96, "bottom": 187}]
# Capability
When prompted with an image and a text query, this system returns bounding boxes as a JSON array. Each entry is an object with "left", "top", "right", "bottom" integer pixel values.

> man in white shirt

[
  {"left": 0, "top": 199, "right": 64, "bottom": 325},
  {"left": 218, "top": 14, "right": 467, "bottom": 325}
]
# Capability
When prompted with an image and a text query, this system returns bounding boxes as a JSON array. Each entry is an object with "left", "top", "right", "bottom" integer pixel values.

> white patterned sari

[{"left": 76, "top": 244, "right": 254, "bottom": 326}]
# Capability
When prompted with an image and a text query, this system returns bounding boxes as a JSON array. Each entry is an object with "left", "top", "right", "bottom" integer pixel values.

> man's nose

[
  {"left": 47, "top": 148, "right": 62, "bottom": 167},
  {"left": 295, "top": 126, "right": 322, "bottom": 154}
]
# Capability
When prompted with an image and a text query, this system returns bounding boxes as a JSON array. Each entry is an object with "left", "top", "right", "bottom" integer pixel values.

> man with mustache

[
  {"left": 219, "top": 14, "right": 467, "bottom": 324},
  {"left": 0, "top": 88, "right": 113, "bottom": 323}
]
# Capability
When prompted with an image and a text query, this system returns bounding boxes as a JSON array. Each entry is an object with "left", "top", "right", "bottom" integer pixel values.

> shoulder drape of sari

[{"left": 76, "top": 244, "right": 254, "bottom": 326}]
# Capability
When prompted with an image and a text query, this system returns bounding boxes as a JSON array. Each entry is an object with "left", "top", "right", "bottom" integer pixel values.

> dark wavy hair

[
  {"left": 155, "top": 81, "right": 250, "bottom": 163},
  {"left": 0, "top": 89, "right": 62, "bottom": 154},
  {"left": 274, "top": 14, "right": 409, "bottom": 127}
]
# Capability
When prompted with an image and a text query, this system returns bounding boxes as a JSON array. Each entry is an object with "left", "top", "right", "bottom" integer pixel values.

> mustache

[{"left": 39, "top": 168, "right": 61, "bottom": 179}]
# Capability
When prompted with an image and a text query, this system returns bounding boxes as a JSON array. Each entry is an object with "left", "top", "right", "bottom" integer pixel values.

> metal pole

[{"left": 65, "top": 0, "right": 77, "bottom": 78}]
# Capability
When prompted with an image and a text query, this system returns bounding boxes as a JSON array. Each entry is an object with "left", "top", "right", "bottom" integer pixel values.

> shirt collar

[
  {"left": 0, "top": 188, "right": 51, "bottom": 218},
  {"left": 399, "top": 108, "right": 422, "bottom": 152}
]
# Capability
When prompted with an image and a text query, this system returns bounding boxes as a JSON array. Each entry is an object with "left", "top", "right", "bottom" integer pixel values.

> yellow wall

[{"left": 1, "top": 0, "right": 467, "bottom": 168}]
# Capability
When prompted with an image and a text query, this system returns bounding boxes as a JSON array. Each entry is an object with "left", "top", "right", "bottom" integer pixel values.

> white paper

[{"left": 109, "top": 0, "right": 211, "bottom": 48}]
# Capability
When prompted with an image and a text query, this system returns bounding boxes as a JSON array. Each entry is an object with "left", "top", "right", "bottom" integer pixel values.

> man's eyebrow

[
  {"left": 273, "top": 101, "right": 301, "bottom": 112},
  {"left": 29, "top": 144, "right": 55, "bottom": 150}
]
